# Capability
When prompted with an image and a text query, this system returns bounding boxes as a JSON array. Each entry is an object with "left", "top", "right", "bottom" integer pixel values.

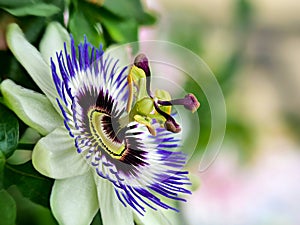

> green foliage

[
  {"left": 68, "top": 0, "right": 155, "bottom": 48},
  {"left": 0, "top": 189, "right": 17, "bottom": 225},
  {"left": 4, "top": 161, "right": 54, "bottom": 207},
  {"left": 7, "top": 185, "right": 58, "bottom": 225},
  {"left": 0, "top": 0, "right": 43, "bottom": 8},
  {"left": 103, "top": 0, "right": 155, "bottom": 25},
  {"left": 91, "top": 211, "right": 103, "bottom": 225},
  {"left": 68, "top": 1, "right": 106, "bottom": 47},
  {"left": 2, "top": 3, "right": 61, "bottom": 17},
  {"left": 0, "top": 104, "right": 19, "bottom": 158}
]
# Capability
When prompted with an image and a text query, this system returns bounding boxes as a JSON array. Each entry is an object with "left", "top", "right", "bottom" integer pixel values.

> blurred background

[
  {"left": 0, "top": 0, "right": 300, "bottom": 224},
  {"left": 139, "top": 0, "right": 300, "bottom": 224}
]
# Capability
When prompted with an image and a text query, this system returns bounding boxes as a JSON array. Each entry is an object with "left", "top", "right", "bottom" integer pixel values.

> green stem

[{"left": 4, "top": 164, "right": 48, "bottom": 181}]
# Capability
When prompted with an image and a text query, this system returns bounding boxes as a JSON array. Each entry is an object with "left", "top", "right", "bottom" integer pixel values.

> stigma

[{"left": 125, "top": 54, "right": 200, "bottom": 135}]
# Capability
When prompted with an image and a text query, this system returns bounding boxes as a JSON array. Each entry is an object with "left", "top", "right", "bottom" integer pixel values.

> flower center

[{"left": 89, "top": 108, "right": 126, "bottom": 159}]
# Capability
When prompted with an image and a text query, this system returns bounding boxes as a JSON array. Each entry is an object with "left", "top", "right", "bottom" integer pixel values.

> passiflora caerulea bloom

[{"left": 2, "top": 22, "right": 199, "bottom": 225}]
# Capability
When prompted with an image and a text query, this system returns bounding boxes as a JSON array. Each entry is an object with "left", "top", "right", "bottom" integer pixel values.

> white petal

[
  {"left": 39, "top": 22, "right": 70, "bottom": 65},
  {"left": 133, "top": 209, "right": 174, "bottom": 225},
  {"left": 18, "top": 127, "right": 41, "bottom": 144},
  {"left": 94, "top": 174, "right": 134, "bottom": 225},
  {"left": 50, "top": 172, "right": 98, "bottom": 225},
  {"left": 6, "top": 23, "right": 60, "bottom": 111},
  {"left": 1, "top": 79, "right": 62, "bottom": 136},
  {"left": 32, "top": 126, "right": 89, "bottom": 179},
  {"left": 7, "top": 150, "right": 32, "bottom": 165}
]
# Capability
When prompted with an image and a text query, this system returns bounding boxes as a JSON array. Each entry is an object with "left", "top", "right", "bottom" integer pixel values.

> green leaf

[
  {"left": 68, "top": 0, "right": 151, "bottom": 46},
  {"left": 2, "top": 3, "right": 61, "bottom": 17},
  {"left": 5, "top": 54, "right": 41, "bottom": 92},
  {"left": 69, "top": 9, "right": 105, "bottom": 47},
  {"left": 103, "top": 0, "right": 155, "bottom": 25},
  {"left": 3, "top": 161, "right": 54, "bottom": 207},
  {"left": 87, "top": 2, "right": 141, "bottom": 45},
  {"left": 0, "top": 104, "right": 19, "bottom": 158},
  {"left": 7, "top": 185, "right": 58, "bottom": 225},
  {"left": 21, "top": 16, "right": 47, "bottom": 43},
  {"left": 101, "top": 17, "right": 138, "bottom": 43},
  {"left": 0, "top": 0, "right": 42, "bottom": 8},
  {"left": 0, "top": 189, "right": 17, "bottom": 225}
]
